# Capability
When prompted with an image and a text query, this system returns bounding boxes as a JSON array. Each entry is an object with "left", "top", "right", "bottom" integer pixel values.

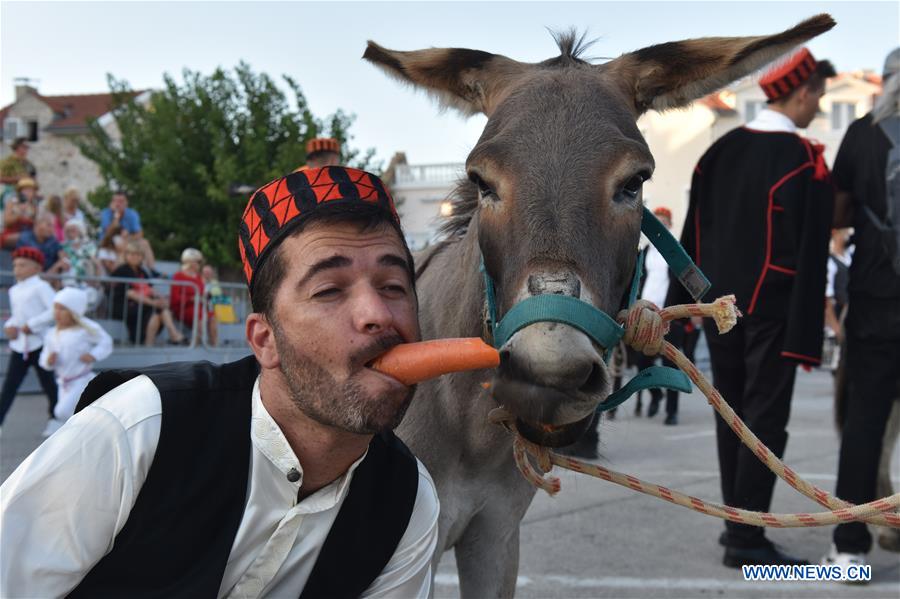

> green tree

[{"left": 80, "top": 63, "right": 377, "bottom": 273}]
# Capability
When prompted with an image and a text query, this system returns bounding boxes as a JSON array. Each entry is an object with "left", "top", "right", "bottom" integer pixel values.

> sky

[{"left": 1, "top": 1, "right": 897, "bottom": 166}]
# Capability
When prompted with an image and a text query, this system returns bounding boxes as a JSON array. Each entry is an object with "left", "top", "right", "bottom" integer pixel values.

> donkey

[{"left": 365, "top": 15, "right": 835, "bottom": 597}]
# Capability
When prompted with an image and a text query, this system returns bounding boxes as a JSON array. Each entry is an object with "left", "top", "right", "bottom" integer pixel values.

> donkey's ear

[
  {"left": 363, "top": 42, "right": 528, "bottom": 116},
  {"left": 604, "top": 14, "right": 836, "bottom": 114}
]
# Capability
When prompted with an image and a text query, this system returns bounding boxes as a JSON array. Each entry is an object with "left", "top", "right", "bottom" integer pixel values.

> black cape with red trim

[{"left": 668, "top": 127, "right": 834, "bottom": 365}]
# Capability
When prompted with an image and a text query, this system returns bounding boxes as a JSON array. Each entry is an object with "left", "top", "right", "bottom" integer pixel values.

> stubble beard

[{"left": 271, "top": 321, "right": 415, "bottom": 435}]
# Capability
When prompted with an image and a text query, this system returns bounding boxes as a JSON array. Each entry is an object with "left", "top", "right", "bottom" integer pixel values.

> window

[
  {"left": 831, "top": 102, "right": 856, "bottom": 130},
  {"left": 27, "top": 120, "right": 39, "bottom": 142},
  {"left": 745, "top": 100, "right": 767, "bottom": 123}
]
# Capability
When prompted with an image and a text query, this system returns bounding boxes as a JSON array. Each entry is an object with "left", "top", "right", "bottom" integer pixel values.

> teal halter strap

[{"left": 480, "top": 206, "right": 708, "bottom": 411}]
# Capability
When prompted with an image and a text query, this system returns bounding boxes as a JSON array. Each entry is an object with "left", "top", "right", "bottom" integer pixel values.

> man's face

[
  {"left": 111, "top": 194, "right": 127, "bottom": 212},
  {"left": 14, "top": 144, "right": 27, "bottom": 158},
  {"left": 34, "top": 218, "right": 53, "bottom": 240},
  {"left": 267, "top": 220, "right": 420, "bottom": 434},
  {"left": 307, "top": 151, "right": 341, "bottom": 169},
  {"left": 12, "top": 257, "right": 41, "bottom": 280},
  {"left": 796, "top": 83, "right": 826, "bottom": 129}
]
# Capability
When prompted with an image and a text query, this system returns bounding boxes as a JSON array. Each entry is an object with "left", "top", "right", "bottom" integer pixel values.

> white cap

[{"left": 54, "top": 287, "right": 88, "bottom": 319}]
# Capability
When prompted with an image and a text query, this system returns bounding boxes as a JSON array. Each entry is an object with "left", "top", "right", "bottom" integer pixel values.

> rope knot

[
  {"left": 710, "top": 294, "right": 741, "bottom": 334},
  {"left": 619, "top": 300, "right": 668, "bottom": 356}
]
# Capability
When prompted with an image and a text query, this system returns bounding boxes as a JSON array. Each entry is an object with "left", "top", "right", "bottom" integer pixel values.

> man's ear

[
  {"left": 602, "top": 14, "right": 835, "bottom": 114},
  {"left": 246, "top": 313, "right": 280, "bottom": 370},
  {"left": 363, "top": 41, "right": 530, "bottom": 117}
]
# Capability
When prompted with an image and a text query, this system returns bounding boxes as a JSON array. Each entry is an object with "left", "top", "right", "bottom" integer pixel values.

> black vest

[{"left": 68, "top": 356, "right": 419, "bottom": 598}]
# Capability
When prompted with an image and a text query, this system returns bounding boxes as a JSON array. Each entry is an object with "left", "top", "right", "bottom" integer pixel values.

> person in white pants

[{"left": 39, "top": 287, "right": 113, "bottom": 429}]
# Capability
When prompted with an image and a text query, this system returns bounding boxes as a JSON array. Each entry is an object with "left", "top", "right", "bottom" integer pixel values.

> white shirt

[
  {"left": 746, "top": 108, "right": 798, "bottom": 134},
  {"left": 640, "top": 244, "right": 670, "bottom": 309},
  {"left": 0, "top": 375, "right": 439, "bottom": 598},
  {"left": 3, "top": 274, "right": 55, "bottom": 355},
  {"left": 38, "top": 322, "right": 113, "bottom": 380}
]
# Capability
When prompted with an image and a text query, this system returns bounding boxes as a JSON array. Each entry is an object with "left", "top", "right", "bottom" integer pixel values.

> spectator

[
  {"left": 110, "top": 241, "right": 186, "bottom": 346},
  {"left": 96, "top": 224, "right": 124, "bottom": 275},
  {"left": 17, "top": 212, "right": 61, "bottom": 271},
  {"left": 62, "top": 188, "right": 86, "bottom": 226},
  {"left": 59, "top": 220, "right": 100, "bottom": 280},
  {"left": 98, "top": 191, "right": 142, "bottom": 240},
  {"left": 171, "top": 248, "right": 218, "bottom": 346},
  {"left": 1, "top": 178, "right": 39, "bottom": 249},
  {"left": 0, "top": 247, "right": 58, "bottom": 438},
  {"left": 39, "top": 287, "right": 112, "bottom": 427},
  {"left": 0, "top": 138, "right": 37, "bottom": 199},
  {"left": 42, "top": 195, "right": 66, "bottom": 242},
  {"left": 670, "top": 48, "right": 835, "bottom": 567}
]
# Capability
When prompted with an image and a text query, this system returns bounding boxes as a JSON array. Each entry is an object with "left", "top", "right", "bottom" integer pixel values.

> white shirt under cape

[
  {"left": 0, "top": 375, "right": 440, "bottom": 598},
  {"left": 746, "top": 108, "right": 798, "bottom": 134},
  {"left": 640, "top": 243, "right": 670, "bottom": 309}
]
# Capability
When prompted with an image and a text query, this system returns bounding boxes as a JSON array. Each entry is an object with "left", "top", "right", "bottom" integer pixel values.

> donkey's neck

[{"left": 417, "top": 225, "right": 485, "bottom": 341}]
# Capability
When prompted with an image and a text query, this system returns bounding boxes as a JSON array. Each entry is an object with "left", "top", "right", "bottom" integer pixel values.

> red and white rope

[{"left": 492, "top": 295, "right": 900, "bottom": 528}]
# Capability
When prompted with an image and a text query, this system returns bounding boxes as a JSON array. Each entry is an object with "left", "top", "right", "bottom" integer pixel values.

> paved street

[{"left": 2, "top": 368, "right": 898, "bottom": 597}]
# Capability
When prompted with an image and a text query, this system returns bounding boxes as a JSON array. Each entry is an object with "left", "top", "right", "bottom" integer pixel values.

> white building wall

[{"left": 390, "top": 163, "right": 465, "bottom": 250}]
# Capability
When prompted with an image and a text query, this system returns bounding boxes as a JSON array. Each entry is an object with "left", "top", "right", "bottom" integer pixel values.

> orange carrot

[{"left": 370, "top": 338, "right": 500, "bottom": 385}]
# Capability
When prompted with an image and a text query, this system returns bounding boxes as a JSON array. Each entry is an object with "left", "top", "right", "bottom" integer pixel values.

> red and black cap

[
  {"left": 238, "top": 166, "right": 400, "bottom": 290},
  {"left": 305, "top": 137, "right": 340, "bottom": 156},
  {"left": 12, "top": 246, "right": 45, "bottom": 268},
  {"left": 759, "top": 48, "right": 819, "bottom": 101}
]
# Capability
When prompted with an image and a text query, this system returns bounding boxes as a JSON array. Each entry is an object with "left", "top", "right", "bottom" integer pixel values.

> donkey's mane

[{"left": 430, "top": 30, "right": 595, "bottom": 245}]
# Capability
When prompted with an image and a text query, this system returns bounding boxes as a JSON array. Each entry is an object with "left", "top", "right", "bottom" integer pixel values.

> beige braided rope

[{"left": 492, "top": 295, "right": 900, "bottom": 528}]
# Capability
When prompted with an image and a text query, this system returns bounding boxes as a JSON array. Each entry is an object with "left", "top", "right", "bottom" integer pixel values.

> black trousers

[
  {"left": 833, "top": 333, "right": 900, "bottom": 553},
  {"left": 0, "top": 348, "right": 58, "bottom": 426},
  {"left": 704, "top": 315, "right": 797, "bottom": 548}
]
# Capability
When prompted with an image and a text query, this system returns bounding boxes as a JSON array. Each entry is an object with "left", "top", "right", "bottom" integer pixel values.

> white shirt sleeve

[
  {"left": 88, "top": 325, "right": 114, "bottom": 362},
  {"left": 0, "top": 376, "right": 162, "bottom": 598},
  {"left": 825, "top": 257, "right": 837, "bottom": 299},
  {"left": 360, "top": 460, "right": 440, "bottom": 598},
  {"left": 38, "top": 328, "right": 57, "bottom": 371},
  {"left": 25, "top": 282, "right": 56, "bottom": 333}
]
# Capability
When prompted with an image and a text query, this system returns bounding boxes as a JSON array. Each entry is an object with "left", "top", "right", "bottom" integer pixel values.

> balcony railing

[{"left": 393, "top": 163, "right": 465, "bottom": 186}]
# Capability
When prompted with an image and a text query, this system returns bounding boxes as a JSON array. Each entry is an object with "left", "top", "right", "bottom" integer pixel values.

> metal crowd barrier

[{"left": 0, "top": 270, "right": 251, "bottom": 350}]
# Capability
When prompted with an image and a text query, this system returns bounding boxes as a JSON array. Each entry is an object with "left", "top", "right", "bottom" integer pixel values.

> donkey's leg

[{"left": 453, "top": 507, "right": 525, "bottom": 599}]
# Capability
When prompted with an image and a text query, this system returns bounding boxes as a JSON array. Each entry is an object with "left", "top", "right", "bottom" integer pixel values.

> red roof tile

[{"left": 0, "top": 91, "right": 144, "bottom": 134}]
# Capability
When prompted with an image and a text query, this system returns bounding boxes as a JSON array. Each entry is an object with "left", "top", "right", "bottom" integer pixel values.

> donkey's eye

[
  {"left": 469, "top": 173, "right": 499, "bottom": 202},
  {"left": 618, "top": 172, "right": 650, "bottom": 201}
]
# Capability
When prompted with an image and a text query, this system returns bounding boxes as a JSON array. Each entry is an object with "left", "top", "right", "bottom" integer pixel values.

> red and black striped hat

[
  {"left": 305, "top": 137, "right": 340, "bottom": 156},
  {"left": 11, "top": 246, "right": 45, "bottom": 268},
  {"left": 759, "top": 48, "right": 819, "bottom": 101},
  {"left": 238, "top": 166, "right": 400, "bottom": 289}
]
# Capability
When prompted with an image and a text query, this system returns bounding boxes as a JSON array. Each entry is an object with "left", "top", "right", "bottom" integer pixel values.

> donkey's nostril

[{"left": 580, "top": 361, "right": 608, "bottom": 395}]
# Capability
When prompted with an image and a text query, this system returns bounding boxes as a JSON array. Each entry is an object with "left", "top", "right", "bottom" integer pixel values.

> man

[
  {"left": 303, "top": 137, "right": 341, "bottom": 169},
  {"left": 98, "top": 190, "right": 143, "bottom": 239},
  {"left": 670, "top": 48, "right": 835, "bottom": 567},
  {"left": 0, "top": 137, "right": 37, "bottom": 185},
  {"left": 1, "top": 166, "right": 440, "bottom": 597},
  {"left": 16, "top": 212, "right": 61, "bottom": 270},
  {"left": 822, "top": 48, "right": 900, "bottom": 574}
]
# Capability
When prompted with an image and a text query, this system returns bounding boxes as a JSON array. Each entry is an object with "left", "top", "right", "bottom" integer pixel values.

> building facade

[
  {"left": 382, "top": 152, "right": 465, "bottom": 251},
  {"left": 0, "top": 82, "right": 148, "bottom": 199}
]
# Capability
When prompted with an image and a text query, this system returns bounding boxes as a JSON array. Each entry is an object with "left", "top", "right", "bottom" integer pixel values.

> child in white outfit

[
  {"left": 39, "top": 287, "right": 113, "bottom": 424},
  {"left": 0, "top": 247, "right": 58, "bottom": 436}
]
